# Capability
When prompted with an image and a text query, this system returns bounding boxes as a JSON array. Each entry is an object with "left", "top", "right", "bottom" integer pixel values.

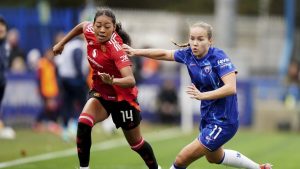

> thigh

[{"left": 82, "top": 98, "right": 109, "bottom": 123}]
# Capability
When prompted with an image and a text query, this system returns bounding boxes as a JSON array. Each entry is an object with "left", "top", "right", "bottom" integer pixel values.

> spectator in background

[
  {"left": 27, "top": 48, "right": 41, "bottom": 72},
  {"left": 6, "top": 28, "right": 25, "bottom": 69},
  {"left": 141, "top": 54, "right": 160, "bottom": 79},
  {"left": 33, "top": 49, "right": 61, "bottom": 135},
  {"left": 54, "top": 32, "right": 89, "bottom": 141},
  {"left": 156, "top": 79, "right": 179, "bottom": 124},
  {"left": 0, "top": 16, "right": 15, "bottom": 139},
  {"left": 283, "top": 59, "right": 300, "bottom": 110}
]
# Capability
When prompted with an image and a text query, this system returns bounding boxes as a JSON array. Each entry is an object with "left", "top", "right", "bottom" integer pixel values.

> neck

[{"left": 195, "top": 49, "right": 209, "bottom": 59}]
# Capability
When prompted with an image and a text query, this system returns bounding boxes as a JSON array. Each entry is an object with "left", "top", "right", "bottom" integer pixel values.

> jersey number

[
  {"left": 120, "top": 110, "right": 133, "bottom": 122},
  {"left": 209, "top": 125, "right": 222, "bottom": 139}
]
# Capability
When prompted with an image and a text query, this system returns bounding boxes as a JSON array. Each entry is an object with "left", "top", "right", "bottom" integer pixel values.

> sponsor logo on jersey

[
  {"left": 87, "top": 56, "right": 103, "bottom": 69},
  {"left": 189, "top": 63, "right": 196, "bottom": 66},
  {"left": 120, "top": 55, "right": 129, "bottom": 62},
  {"left": 92, "top": 49, "right": 97, "bottom": 58},
  {"left": 217, "top": 58, "right": 230, "bottom": 65}
]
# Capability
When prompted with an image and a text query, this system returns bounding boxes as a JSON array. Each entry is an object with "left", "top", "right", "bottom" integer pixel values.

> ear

[{"left": 209, "top": 39, "right": 213, "bottom": 46}]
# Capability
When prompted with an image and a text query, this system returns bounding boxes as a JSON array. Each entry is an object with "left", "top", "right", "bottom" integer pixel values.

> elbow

[
  {"left": 129, "top": 79, "right": 136, "bottom": 88},
  {"left": 230, "top": 86, "right": 237, "bottom": 95},
  {"left": 125, "top": 77, "right": 136, "bottom": 88}
]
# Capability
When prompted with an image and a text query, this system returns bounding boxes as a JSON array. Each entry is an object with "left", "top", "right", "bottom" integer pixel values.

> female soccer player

[
  {"left": 53, "top": 8, "right": 161, "bottom": 169},
  {"left": 123, "top": 21, "right": 272, "bottom": 169}
]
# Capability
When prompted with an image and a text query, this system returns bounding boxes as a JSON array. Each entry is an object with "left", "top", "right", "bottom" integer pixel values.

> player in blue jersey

[{"left": 123, "top": 21, "right": 272, "bottom": 169}]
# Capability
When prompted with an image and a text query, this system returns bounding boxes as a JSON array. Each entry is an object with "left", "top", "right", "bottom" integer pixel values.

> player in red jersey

[{"left": 53, "top": 8, "right": 160, "bottom": 169}]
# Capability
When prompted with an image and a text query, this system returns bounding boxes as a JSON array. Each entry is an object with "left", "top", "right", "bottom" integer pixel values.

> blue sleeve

[
  {"left": 214, "top": 50, "right": 237, "bottom": 77},
  {"left": 174, "top": 48, "right": 188, "bottom": 64}
]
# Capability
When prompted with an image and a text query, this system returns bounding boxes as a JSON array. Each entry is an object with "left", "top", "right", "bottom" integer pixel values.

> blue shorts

[{"left": 198, "top": 120, "right": 239, "bottom": 151}]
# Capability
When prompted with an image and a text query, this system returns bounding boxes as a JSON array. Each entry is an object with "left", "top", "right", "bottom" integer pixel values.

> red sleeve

[
  {"left": 82, "top": 22, "right": 95, "bottom": 40},
  {"left": 111, "top": 33, "right": 132, "bottom": 70}
]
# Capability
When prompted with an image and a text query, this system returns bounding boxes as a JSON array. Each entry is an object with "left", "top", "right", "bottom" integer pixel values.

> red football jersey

[{"left": 83, "top": 22, "right": 138, "bottom": 102}]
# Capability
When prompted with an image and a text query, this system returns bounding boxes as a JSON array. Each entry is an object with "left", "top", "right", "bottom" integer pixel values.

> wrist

[{"left": 110, "top": 77, "right": 115, "bottom": 85}]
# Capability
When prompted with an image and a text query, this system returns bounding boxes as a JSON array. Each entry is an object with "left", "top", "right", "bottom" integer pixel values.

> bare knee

[
  {"left": 205, "top": 154, "right": 223, "bottom": 164},
  {"left": 206, "top": 156, "right": 218, "bottom": 164},
  {"left": 174, "top": 154, "right": 187, "bottom": 167}
]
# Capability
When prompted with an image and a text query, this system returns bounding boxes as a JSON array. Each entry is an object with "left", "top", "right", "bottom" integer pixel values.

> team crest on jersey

[
  {"left": 203, "top": 65, "right": 212, "bottom": 74},
  {"left": 88, "top": 41, "right": 94, "bottom": 45},
  {"left": 100, "top": 45, "right": 106, "bottom": 52}
]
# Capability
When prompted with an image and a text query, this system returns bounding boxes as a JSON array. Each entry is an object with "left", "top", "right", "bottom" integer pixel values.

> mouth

[
  {"left": 192, "top": 48, "right": 198, "bottom": 53},
  {"left": 97, "top": 34, "right": 106, "bottom": 41}
]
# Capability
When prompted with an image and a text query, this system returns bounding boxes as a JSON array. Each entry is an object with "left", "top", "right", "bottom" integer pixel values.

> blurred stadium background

[{"left": 0, "top": 0, "right": 300, "bottom": 168}]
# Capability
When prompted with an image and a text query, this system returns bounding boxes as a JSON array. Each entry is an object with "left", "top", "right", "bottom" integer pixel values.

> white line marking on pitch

[{"left": 0, "top": 127, "right": 183, "bottom": 168}]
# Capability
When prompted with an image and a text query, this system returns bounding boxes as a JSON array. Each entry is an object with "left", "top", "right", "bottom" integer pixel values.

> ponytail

[
  {"left": 171, "top": 40, "right": 189, "bottom": 48},
  {"left": 116, "top": 22, "right": 131, "bottom": 46}
]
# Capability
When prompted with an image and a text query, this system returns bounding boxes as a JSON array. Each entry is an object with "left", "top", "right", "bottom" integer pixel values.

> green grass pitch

[{"left": 0, "top": 123, "right": 299, "bottom": 169}]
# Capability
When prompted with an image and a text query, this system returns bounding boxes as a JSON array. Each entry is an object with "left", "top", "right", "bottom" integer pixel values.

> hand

[
  {"left": 53, "top": 42, "right": 64, "bottom": 56},
  {"left": 98, "top": 72, "right": 114, "bottom": 85},
  {"left": 122, "top": 44, "right": 134, "bottom": 57},
  {"left": 186, "top": 84, "right": 203, "bottom": 100}
]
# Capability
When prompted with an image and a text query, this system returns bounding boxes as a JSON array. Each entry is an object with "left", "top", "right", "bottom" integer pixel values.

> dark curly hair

[{"left": 94, "top": 7, "right": 131, "bottom": 45}]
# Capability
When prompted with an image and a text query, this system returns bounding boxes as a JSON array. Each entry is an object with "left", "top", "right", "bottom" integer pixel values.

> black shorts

[{"left": 89, "top": 90, "right": 142, "bottom": 130}]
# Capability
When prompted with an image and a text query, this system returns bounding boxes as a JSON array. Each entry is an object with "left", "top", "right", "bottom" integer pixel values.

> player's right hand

[{"left": 53, "top": 43, "right": 64, "bottom": 56}]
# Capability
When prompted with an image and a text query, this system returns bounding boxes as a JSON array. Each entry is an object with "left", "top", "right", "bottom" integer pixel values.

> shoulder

[
  {"left": 174, "top": 47, "right": 192, "bottom": 57},
  {"left": 83, "top": 21, "right": 94, "bottom": 34},
  {"left": 208, "top": 47, "right": 229, "bottom": 63},
  {"left": 210, "top": 47, "right": 227, "bottom": 58}
]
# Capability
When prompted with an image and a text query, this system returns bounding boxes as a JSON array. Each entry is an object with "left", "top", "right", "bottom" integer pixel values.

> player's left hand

[
  {"left": 186, "top": 84, "right": 204, "bottom": 100},
  {"left": 98, "top": 72, "right": 114, "bottom": 85},
  {"left": 122, "top": 44, "right": 134, "bottom": 57}
]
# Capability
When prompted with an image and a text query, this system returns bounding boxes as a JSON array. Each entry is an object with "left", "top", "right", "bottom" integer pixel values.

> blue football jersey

[{"left": 174, "top": 47, "right": 238, "bottom": 125}]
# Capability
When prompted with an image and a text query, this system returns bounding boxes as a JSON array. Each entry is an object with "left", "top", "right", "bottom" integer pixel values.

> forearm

[
  {"left": 112, "top": 76, "right": 136, "bottom": 88},
  {"left": 133, "top": 49, "right": 174, "bottom": 61},
  {"left": 60, "top": 22, "right": 85, "bottom": 45},
  {"left": 201, "top": 84, "right": 236, "bottom": 100}
]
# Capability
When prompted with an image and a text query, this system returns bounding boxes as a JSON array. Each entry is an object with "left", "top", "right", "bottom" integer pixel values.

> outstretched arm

[
  {"left": 123, "top": 44, "right": 175, "bottom": 61},
  {"left": 53, "top": 21, "right": 87, "bottom": 55}
]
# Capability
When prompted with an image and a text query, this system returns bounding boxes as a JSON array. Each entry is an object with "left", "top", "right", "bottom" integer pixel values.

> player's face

[
  {"left": 0, "top": 23, "right": 7, "bottom": 40},
  {"left": 93, "top": 15, "right": 115, "bottom": 43},
  {"left": 188, "top": 27, "right": 212, "bottom": 58}
]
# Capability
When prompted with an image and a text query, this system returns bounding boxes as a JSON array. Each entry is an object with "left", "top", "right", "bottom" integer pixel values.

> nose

[
  {"left": 99, "top": 26, "right": 105, "bottom": 33},
  {"left": 191, "top": 40, "right": 199, "bottom": 46}
]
